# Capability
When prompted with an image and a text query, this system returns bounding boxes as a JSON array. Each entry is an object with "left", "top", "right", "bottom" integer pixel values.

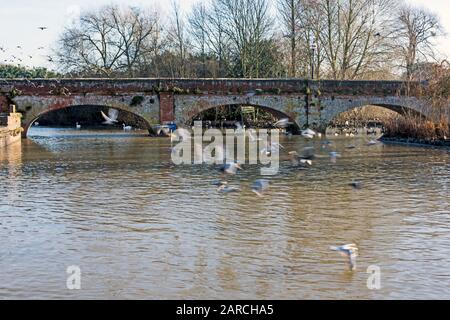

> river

[{"left": 0, "top": 127, "right": 449, "bottom": 299}]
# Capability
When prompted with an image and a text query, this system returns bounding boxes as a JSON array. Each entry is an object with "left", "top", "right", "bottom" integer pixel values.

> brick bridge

[{"left": 0, "top": 78, "right": 433, "bottom": 137}]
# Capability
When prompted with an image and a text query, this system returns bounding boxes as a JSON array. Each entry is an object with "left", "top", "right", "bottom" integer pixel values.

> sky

[{"left": 0, "top": 0, "right": 449, "bottom": 70}]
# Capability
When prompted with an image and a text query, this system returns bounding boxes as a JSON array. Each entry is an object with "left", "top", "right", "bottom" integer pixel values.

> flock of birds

[
  {"left": 31, "top": 103, "right": 366, "bottom": 271},
  {"left": 0, "top": 27, "right": 54, "bottom": 65},
  {"left": 174, "top": 117, "right": 378, "bottom": 271}
]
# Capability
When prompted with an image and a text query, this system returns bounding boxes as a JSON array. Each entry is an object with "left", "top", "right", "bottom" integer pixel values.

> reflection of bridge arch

[
  {"left": 188, "top": 103, "right": 302, "bottom": 132},
  {"left": 23, "top": 104, "right": 154, "bottom": 137}
]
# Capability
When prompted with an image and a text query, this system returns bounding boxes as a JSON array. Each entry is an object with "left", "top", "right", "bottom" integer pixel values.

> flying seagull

[
  {"left": 299, "top": 147, "right": 316, "bottom": 160},
  {"left": 288, "top": 151, "right": 312, "bottom": 167},
  {"left": 247, "top": 129, "right": 262, "bottom": 142},
  {"left": 38, "top": 27, "right": 48, "bottom": 31},
  {"left": 217, "top": 184, "right": 240, "bottom": 193},
  {"left": 273, "top": 118, "right": 292, "bottom": 128},
  {"left": 350, "top": 181, "right": 363, "bottom": 189},
  {"left": 260, "top": 142, "right": 284, "bottom": 156},
  {"left": 301, "top": 128, "right": 317, "bottom": 139},
  {"left": 251, "top": 179, "right": 270, "bottom": 197},
  {"left": 219, "top": 162, "right": 242, "bottom": 175},
  {"left": 330, "top": 243, "right": 359, "bottom": 271},
  {"left": 235, "top": 122, "right": 244, "bottom": 132},
  {"left": 101, "top": 108, "right": 119, "bottom": 125},
  {"left": 171, "top": 128, "right": 191, "bottom": 142},
  {"left": 211, "top": 180, "right": 228, "bottom": 187},
  {"left": 329, "top": 151, "right": 341, "bottom": 163}
]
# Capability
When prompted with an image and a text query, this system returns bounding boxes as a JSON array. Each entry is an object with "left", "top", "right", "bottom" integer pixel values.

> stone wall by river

[{"left": 0, "top": 113, "right": 22, "bottom": 148}]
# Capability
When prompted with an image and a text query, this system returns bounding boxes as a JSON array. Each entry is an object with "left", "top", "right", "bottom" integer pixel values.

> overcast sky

[{"left": 0, "top": 0, "right": 449, "bottom": 70}]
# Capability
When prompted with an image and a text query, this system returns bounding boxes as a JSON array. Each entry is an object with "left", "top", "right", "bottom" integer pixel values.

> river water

[{"left": 0, "top": 127, "right": 449, "bottom": 299}]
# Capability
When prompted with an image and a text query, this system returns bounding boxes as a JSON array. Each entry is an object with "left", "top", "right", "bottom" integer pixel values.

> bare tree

[
  {"left": 54, "top": 0, "right": 444, "bottom": 81},
  {"left": 278, "top": 0, "right": 302, "bottom": 77},
  {"left": 189, "top": 2, "right": 209, "bottom": 77},
  {"left": 319, "top": 0, "right": 396, "bottom": 79},
  {"left": 278, "top": 0, "right": 396, "bottom": 80},
  {"left": 393, "top": 4, "right": 441, "bottom": 80},
  {"left": 56, "top": 5, "right": 160, "bottom": 77},
  {"left": 167, "top": 0, "right": 189, "bottom": 77},
  {"left": 109, "top": 6, "right": 159, "bottom": 76},
  {"left": 215, "top": 0, "right": 275, "bottom": 78},
  {"left": 56, "top": 9, "right": 121, "bottom": 76},
  {"left": 297, "top": 0, "right": 326, "bottom": 79},
  {"left": 205, "top": 0, "right": 232, "bottom": 77}
]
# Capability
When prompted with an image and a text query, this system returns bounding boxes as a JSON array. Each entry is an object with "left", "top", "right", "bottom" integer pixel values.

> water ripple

[{"left": 0, "top": 133, "right": 449, "bottom": 299}]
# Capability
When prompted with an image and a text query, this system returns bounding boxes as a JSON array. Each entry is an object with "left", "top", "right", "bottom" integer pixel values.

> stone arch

[
  {"left": 11, "top": 93, "right": 159, "bottom": 137},
  {"left": 317, "top": 96, "right": 431, "bottom": 132},
  {"left": 188, "top": 103, "right": 302, "bottom": 132},
  {"left": 23, "top": 104, "right": 155, "bottom": 137},
  {"left": 174, "top": 95, "right": 305, "bottom": 131}
]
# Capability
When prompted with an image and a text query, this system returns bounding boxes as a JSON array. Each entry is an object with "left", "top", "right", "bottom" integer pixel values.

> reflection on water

[{"left": 0, "top": 127, "right": 449, "bottom": 299}]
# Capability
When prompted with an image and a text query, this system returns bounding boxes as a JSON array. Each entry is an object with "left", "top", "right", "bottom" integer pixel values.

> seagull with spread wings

[
  {"left": 251, "top": 179, "right": 270, "bottom": 197},
  {"left": 273, "top": 118, "right": 292, "bottom": 128},
  {"left": 301, "top": 128, "right": 317, "bottom": 139},
  {"left": 101, "top": 108, "right": 119, "bottom": 125}
]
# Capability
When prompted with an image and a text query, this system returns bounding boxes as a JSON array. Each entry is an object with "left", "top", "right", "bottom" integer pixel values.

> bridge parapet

[
  {"left": 314, "top": 80, "right": 424, "bottom": 96},
  {"left": 0, "top": 78, "right": 423, "bottom": 96}
]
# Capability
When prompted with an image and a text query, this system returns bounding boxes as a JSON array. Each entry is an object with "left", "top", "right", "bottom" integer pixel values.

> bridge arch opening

[
  {"left": 26, "top": 105, "right": 155, "bottom": 137},
  {"left": 188, "top": 104, "right": 301, "bottom": 134},
  {"left": 325, "top": 104, "right": 427, "bottom": 136}
]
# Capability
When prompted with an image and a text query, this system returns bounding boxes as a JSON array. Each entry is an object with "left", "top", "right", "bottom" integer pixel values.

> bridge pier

[
  {"left": 0, "top": 105, "right": 22, "bottom": 147},
  {"left": 159, "top": 92, "right": 175, "bottom": 124}
]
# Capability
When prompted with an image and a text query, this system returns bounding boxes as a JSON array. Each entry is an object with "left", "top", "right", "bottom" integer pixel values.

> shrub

[
  {"left": 172, "top": 87, "right": 185, "bottom": 94},
  {"left": 384, "top": 115, "right": 449, "bottom": 140},
  {"left": 130, "top": 95, "right": 144, "bottom": 106}
]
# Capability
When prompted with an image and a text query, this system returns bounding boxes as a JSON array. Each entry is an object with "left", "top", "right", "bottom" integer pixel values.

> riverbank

[
  {"left": 0, "top": 112, "right": 22, "bottom": 149},
  {"left": 380, "top": 136, "right": 450, "bottom": 149}
]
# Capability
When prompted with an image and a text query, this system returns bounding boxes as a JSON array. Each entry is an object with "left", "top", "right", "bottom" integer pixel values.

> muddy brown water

[{"left": 0, "top": 127, "right": 449, "bottom": 299}]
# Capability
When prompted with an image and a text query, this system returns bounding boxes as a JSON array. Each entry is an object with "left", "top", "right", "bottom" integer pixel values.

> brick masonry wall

[
  {"left": 159, "top": 92, "right": 175, "bottom": 123},
  {"left": 0, "top": 95, "right": 9, "bottom": 113}
]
